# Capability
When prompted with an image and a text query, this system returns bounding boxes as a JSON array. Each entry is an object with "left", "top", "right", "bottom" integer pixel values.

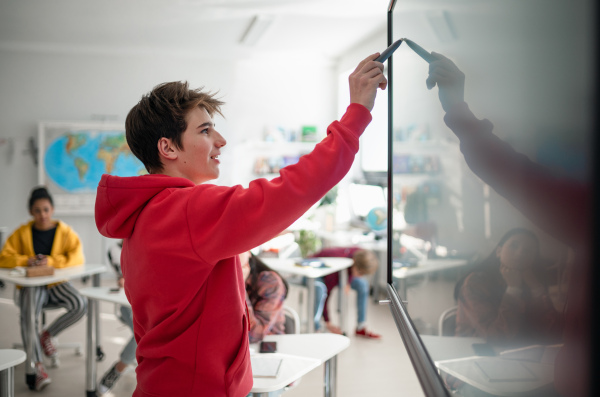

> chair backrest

[
  {"left": 282, "top": 305, "right": 300, "bottom": 335},
  {"left": 438, "top": 306, "right": 458, "bottom": 336}
]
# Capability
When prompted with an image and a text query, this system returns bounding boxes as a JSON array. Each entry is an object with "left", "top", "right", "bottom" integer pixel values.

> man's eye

[{"left": 201, "top": 129, "right": 209, "bottom": 134}]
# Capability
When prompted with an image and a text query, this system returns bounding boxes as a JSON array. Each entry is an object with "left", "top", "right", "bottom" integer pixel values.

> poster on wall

[{"left": 38, "top": 122, "right": 147, "bottom": 215}]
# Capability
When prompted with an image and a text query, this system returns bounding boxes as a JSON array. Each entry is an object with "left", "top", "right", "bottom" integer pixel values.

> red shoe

[
  {"left": 355, "top": 328, "right": 382, "bottom": 339},
  {"left": 34, "top": 363, "right": 52, "bottom": 391},
  {"left": 40, "top": 330, "right": 57, "bottom": 357}
]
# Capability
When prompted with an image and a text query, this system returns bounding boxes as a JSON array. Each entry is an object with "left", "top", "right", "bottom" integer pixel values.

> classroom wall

[{"left": 0, "top": 48, "right": 337, "bottom": 264}]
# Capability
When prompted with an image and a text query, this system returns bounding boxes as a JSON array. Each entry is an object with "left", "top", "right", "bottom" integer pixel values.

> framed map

[{"left": 38, "top": 121, "right": 146, "bottom": 215}]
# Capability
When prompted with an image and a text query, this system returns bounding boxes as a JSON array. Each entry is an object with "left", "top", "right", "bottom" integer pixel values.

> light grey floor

[{"left": 0, "top": 274, "right": 457, "bottom": 397}]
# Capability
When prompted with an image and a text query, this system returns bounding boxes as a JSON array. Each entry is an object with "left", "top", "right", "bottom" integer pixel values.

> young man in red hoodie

[{"left": 95, "top": 53, "right": 386, "bottom": 397}]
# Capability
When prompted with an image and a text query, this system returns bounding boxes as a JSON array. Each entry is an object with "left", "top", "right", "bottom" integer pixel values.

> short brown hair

[
  {"left": 125, "top": 81, "right": 224, "bottom": 173},
  {"left": 353, "top": 249, "right": 379, "bottom": 276}
]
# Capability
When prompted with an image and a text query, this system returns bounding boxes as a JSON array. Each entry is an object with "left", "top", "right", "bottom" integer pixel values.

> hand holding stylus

[
  {"left": 426, "top": 52, "right": 465, "bottom": 112},
  {"left": 349, "top": 53, "right": 388, "bottom": 112}
]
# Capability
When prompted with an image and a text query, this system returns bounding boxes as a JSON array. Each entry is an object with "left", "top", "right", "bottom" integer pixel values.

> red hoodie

[{"left": 94, "top": 104, "right": 371, "bottom": 397}]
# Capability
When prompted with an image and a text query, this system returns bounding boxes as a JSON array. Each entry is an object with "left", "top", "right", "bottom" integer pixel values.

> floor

[{"left": 0, "top": 273, "right": 458, "bottom": 397}]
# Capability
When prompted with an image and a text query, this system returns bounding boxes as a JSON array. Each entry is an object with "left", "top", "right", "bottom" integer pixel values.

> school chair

[{"left": 438, "top": 306, "right": 458, "bottom": 337}]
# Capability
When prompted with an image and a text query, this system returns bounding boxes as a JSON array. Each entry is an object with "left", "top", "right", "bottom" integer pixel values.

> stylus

[
  {"left": 375, "top": 39, "right": 403, "bottom": 63},
  {"left": 404, "top": 39, "right": 435, "bottom": 63}
]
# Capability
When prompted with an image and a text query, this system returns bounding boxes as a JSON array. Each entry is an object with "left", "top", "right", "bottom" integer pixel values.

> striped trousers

[{"left": 19, "top": 282, "right": 87, "bottom": 363}]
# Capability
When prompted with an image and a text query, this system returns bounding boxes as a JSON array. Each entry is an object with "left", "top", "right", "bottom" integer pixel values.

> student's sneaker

[
  {"left": 40, "top": 330, "right": 57, "bottom": 358},
  {"left": 34, "top": 363, "right": 52, "bottom": 391},
  {"left": 98, "top": 363, "right": 124, "bottom": 395},
  {"left": 355, "top": 327, "right": 382, "bottom": 339}
]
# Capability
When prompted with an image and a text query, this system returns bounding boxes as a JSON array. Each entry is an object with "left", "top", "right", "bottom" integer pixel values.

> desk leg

[
  {"left": 0, "top": 367, "right": 15, "bottom": 397},
  {"left": 92, "top": 274, "right": 104, "bottom": 362},
  {"left": 306, "top": 278, "right": 315, "bottom": 333},
  {"left": 323, "top": 355, "right": 337, "bottom": 397},
  {"left": 24, "top": 287, "right": 35, "bottom": 389},
  {"left": 85, "top": 296, "right": 97, "bottom": 397},
  {"left": 252, "top": 393, "right": 269, "bottom": 397},
  {"left": 338, "top": 272, "right": 347, "bottom": 336}
]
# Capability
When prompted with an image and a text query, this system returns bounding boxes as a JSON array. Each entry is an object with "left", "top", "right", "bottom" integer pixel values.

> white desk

[
  {"left": 420, "top": 335, "right": 487, "bottom": 362},
  {"left": 436, "top": 356, "right": 554, "bottom": 396},
  {"left": 420, "top": 335, "right": 554, "bottom": 396},
  {"left": 393, "top": 259, "right": 469, "bottom": 300},
  {"left": 0, "top": 349, "right": 26, "bottom": 397},
  {"left": 79, "top": 287, "right": 129, "bottom": 397},
  {"left": 261, "top": 257, "right": 354, "bottom": 334},
  {"left": 0, "top": 264, "right": 106, "bottom": 390},
  {"left": 250, "top": 333, "right": 350, "bottom": 397},
  {"left": 80, "top": 288, "right": 350, "bottom": 397}
]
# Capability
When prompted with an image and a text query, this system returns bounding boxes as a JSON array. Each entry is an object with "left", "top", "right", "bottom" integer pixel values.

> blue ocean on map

[{"left": 45, "top": 131, "right": 146, "bottom": 193}]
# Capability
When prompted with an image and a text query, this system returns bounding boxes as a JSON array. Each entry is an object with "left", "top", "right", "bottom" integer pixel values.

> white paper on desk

[
  {"left": 251, "top": 356, "right": 282, "bottom": 378},
  {"left": 474, "top": 358, "right": 537, "bottom": 382}
]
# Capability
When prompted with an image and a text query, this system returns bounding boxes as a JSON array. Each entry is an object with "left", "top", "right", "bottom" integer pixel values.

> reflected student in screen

[
  {"left": 0, "top": 186, "right": 86, "bottom": 391},
  {"left": 94, "top": 53, "right": 386, "bottom": 397},
  {"left": 454, "top": 228, "right": 562, "bottom": 344},
  {"left": 427, "top": 52, "right": 590, "bottom": 396}
]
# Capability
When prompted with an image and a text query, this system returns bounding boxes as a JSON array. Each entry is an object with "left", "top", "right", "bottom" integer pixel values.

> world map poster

[{"left": 39, "top": 122, "right": 147, "bottom": 214}]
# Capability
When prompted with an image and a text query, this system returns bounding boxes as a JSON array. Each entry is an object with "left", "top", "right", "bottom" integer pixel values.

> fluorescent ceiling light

[{"left": 240, "top": 15, "right": 274, "bottom": 46}]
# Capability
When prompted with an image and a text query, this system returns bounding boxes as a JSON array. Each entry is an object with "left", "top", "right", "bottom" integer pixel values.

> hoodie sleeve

[
  {"left": 188, "top": 104, "right": 371, "bottom": 264},
  {"left": 444, "top": 102, "right": 589, "bottom": 246},
  {"left": 0, "top": 226, "right": 30, "bottom": 268}
]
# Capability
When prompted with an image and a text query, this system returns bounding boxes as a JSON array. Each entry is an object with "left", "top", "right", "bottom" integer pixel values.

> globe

[
  {"left": 366, "top": 207, "right": 387, "bottom": 231},
  {"left": 44, "top": 130, "right": 146, "bottom": 193}
]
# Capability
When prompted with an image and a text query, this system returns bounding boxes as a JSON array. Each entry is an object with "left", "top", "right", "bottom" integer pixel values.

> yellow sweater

[{"left": 0, "top": 220, "right": 84, "bottom": 269}]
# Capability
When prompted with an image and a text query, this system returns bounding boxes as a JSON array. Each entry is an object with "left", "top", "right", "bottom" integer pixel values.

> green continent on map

[
  {"left": 74, "top": 157, "right": 89, "bottom": 180},
  {"left": 66, "top": 133, "right": 88, "bottom": 154},
  {"left": 97, "top": 135, "right": 132, "bottom": 174}
]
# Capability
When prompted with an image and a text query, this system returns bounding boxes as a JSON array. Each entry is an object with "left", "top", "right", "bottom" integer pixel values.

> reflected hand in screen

[{"left": 426, "top": 53, "right": 465, "bottom": 112}]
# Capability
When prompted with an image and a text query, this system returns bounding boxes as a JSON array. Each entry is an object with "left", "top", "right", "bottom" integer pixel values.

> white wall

[{"left": 0, "top": 48, "right": 337, "bottom": 264}]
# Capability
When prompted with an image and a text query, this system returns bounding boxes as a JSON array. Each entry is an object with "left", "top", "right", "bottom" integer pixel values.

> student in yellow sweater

[{"left": 0, "top": 186, "right": 86, "bottom": 391}]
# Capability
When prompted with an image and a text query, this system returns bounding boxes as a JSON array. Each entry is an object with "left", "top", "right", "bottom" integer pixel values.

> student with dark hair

[
  {"left": 0, "top": 186, "right": 86, "bottom": 391},
  {"left": 95, "top": 54, "right": 386, "bottom": 397},
  {"left": 454, "top": 228, "right": 562, "bottom": 344},
  {"left": 240, "top": 251, "right": 289, "bottom": 343},
  {"left": 427, "top": 53, "right": 590, "bottom": 396}
]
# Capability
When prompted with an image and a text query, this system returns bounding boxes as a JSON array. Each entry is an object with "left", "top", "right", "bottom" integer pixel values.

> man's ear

[{"left": 157, "top": 137, "right": 178, "bottom": 161}]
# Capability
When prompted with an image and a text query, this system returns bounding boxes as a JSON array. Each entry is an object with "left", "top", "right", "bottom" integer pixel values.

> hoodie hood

[{"left": 95, "top": 174, "right": 194, "bottom": 239}]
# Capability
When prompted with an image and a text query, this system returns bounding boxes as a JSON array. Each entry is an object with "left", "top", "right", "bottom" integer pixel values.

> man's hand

[
  {"left": 349, "top": 53, "right": 387, "bottom": 112},
  {"left": 426, "top": 52, "right": 465, "bottom": 112}
]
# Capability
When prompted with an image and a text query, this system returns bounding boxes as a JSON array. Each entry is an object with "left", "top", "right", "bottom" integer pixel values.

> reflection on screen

[{"left": 389, "top": 0, "right": 593, "bottom": 396}]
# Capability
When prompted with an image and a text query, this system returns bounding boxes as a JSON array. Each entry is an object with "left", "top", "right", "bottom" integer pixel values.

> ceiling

[{"left": 0, "top": 0, "right": 395, "bottom": 61}]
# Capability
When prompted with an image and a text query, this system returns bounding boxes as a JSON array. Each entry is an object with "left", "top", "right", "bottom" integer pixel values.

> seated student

[
  {"left": 94, "top": 54, "right": 386, "bottom": 396},
  {"left": 454, "top": 228, "right": 563, "bottom": 345},
  {"left": 312, "top": 247, "right": 381, "bottom": 339},
  {"left": 98, "top": 240, "right": 137, "bottom": 396},
  {"left": 240, "top": 251, "right": 289, "bottom": 343},
  {"left": 0, "top": 186, "right": 86, "bottom": 391}
]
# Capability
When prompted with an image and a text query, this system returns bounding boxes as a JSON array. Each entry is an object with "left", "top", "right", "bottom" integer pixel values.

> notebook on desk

[{"left": 251, "top": 356, "right": 283, "bottom": 378}]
